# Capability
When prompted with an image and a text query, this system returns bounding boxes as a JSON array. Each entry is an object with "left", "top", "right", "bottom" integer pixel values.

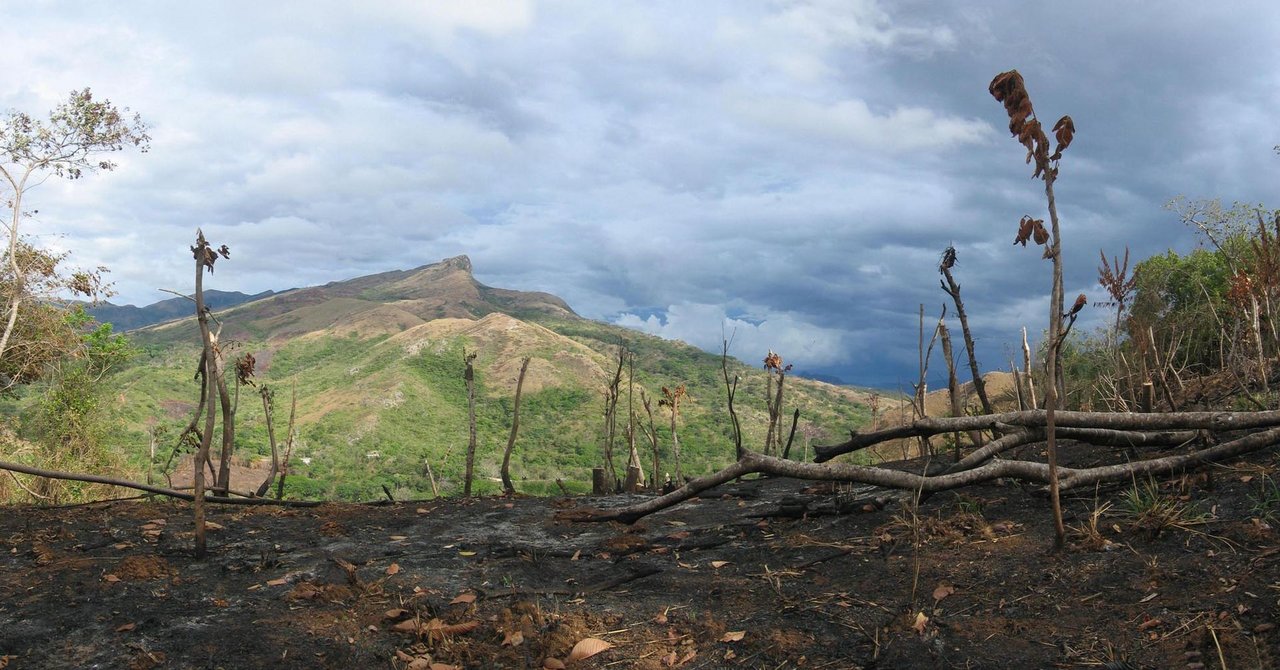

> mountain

[
  {"left": 86, "top": 289, "right": 276, "bottom": 332},
  {"left": 109, "top": 255, "right": 878, "bottom": 500}
]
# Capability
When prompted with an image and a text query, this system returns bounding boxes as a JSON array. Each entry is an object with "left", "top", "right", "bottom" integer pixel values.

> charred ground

[{"left": 1, "top": 441, "right": 1278, "bottom": 670}]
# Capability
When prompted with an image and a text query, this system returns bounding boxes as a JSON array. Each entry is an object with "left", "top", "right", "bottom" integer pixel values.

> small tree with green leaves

[{"left": 0, "top": 89, "right": 148, "bottom": 373}]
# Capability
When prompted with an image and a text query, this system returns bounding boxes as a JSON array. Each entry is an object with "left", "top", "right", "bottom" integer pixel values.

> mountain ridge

[{"left": 102, "top": 254, "right": 876, "bottom": 500}]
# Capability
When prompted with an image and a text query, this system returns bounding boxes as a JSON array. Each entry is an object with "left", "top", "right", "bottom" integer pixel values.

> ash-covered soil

[{"left": 1, "top": 447, "right": 1279, "bottom": 669}]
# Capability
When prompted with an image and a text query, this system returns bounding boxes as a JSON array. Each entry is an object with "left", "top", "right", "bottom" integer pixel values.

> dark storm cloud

[{"left": 2, "top": 1, "right": 1277, "bottom": 385}]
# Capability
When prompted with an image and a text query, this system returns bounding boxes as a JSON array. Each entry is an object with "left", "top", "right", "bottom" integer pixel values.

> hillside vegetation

[{"left": 101, "top": 255, "right": 877, "bottom": 501}]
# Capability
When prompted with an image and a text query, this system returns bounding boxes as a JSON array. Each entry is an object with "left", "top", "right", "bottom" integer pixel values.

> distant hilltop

[{"left": 86, "top": 254, "right": 576, "bottom": 333}]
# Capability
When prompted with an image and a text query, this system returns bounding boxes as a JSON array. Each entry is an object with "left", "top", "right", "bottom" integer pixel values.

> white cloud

[
  {"left": 730, "top": 94, "right": 992, "bottom": 152},
  {"left": 615, "top": 302, "right": 850, "bottom": 370}
]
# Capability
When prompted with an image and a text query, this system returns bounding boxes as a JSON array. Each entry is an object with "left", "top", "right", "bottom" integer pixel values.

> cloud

[
  {"left": 2, "top": 0, "right": 1279, "bottom": 386},
  {"left": 615, "top": 302, "right": 851, "bottom": 371}
]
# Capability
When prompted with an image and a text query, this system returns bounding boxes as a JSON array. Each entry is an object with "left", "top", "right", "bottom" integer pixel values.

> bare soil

[{"left": 2, "top": 442, "right": 1279, "bottom": 669}]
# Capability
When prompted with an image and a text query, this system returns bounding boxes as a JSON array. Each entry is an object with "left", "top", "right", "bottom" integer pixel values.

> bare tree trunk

[
  {"left": 191, "top": 235, "right": 216, "bottom": 560},
  {"left": 463, "top": 349, "right": 478, "bottom": 497},
  {"left": 1251, "top": 293, "right": 1269, "bottom": 392},
  {"left": 500, "top": 357, "right": 531, "bottom": 495},
  {"left": 765, "top": 373, "right": 777, "bottom": 455},
  {"left": 275, "top": 381, "right": 297, "bottom": 501},
  {"left": 913, "top": 305, "right": 944, "bottom": 458},
  {"left": 0, "top": 178, "right": 30, "bottom": 363},
  {"left": 640, "top": 389, "right": 661, "bottom": 492},
  {"left": 940, "top": 323, "right": 964, "bottom": 463},
  {"left": 214, "top": 368, "right": 235, "bottom": 494},
  {"left": 669, "top": 396, "right": 683, "bottom": 483},
  {"left": 1022, "top": 327, "right": 1038, "bottom": 410},
  {"left": 722, "top": 339, "right": 742, "bottom": 459},
  {"left": 254, "top": 386, "right": 279, "bottom": 498},
  {"left": 602, "top": 346, "right": 625, "bottom": 487},
  {"left": 1010, "top": 360, "right": 1026, "bottom": 411},
  {"left": 941, "top": 264, "right": 994, "bottom": 414}
]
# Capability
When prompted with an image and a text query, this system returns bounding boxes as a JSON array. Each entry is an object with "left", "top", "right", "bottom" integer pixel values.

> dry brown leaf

[
  {"left": 661, "top": 651, "right": 677, "bottom": 667},
  {"left": 720, "top": 630, "right": 745, "bottom": 642},
  {"left": 392, "top": 619, "right": 420, "bottom": 634},
  {"left": 386, "top": 562, "right": 401, "bottom": 576},
  {"left": 115, "top": 622, "right": 136, "bottom": 633},
  {"left": 1069, "top": 293, "right": 1087, "bottom": 316},
  {"left": 1138, "top": 618, "right": 1161, "bottom": 631},
  {"left": 1032, "top": 220, "right": 1049, "bottom": 245},
  {"left": 405, "top": 659, "right": 431, "bottom": 670},
  {"left": 932, "top": 584, "right": 955, "bottom": 602},
  {"left": 677, "top": 650, "right": 697, "bottom": 665},
  {"left": 103, "top": 574, "right": 120, "bottom": 583},
  {"left": 429, "top": 664, "right": 460, "bottom": 670},
  {"left": 667, "top": 531, "right": 691, "bottom": 540},
  {"left": 389, "top": 535, "right": 408, "bottom": 541},
  {"left": 710, "top": 560, "right": 730, "bottom": 569},
  {"left": 570, "top": 549, "right": 581, "bottom": 561},
  {"left": 385, "top": 608, "right": 409, "bottom": 620},
  {"left": 450, "top": 592, "right": 476, "bottom": 605},
  {"left": 543, "top": 659, "right": 566, "bottom": 670},
  {"left": 566, "top": 637, "right": 613, "bottom": 663},
  {"left": 502, "top": 630, "right": 524, "bottom": 647},
  {"left": 204, "top": 521, "right": 224, "bottom": 531},
  {"left": 395, "top": 650, "right": 415, "bottom": 662},
  {"left": 912, "top": 611, "right": 929, "bottom": 634},
  {"left": 266, "top": 577, "right": 289, "bottom": 587},
  {"left": 653, "top": 610, "right": 668, "bottom": 625},
  {"left": 424, "top": 619, "right": 480, "bottom": 638}
]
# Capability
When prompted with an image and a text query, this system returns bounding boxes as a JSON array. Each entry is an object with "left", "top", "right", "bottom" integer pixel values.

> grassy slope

[{"left": 104, "top": 310, "right": 876, "bottom": 501}]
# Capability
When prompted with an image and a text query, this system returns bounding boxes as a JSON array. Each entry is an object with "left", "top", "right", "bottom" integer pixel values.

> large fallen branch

[
  {"left": 813, "top": 408, "right": 1280, "bottom": 462},
  {"left": 942, "top": 426, "right": 1200, "bottom": 475},
  {"left": 0, "top": 459, "right": 322, "bottom": 507},
  {"left": 569, "top": 425, "right": 1280, "bottom": 524}
]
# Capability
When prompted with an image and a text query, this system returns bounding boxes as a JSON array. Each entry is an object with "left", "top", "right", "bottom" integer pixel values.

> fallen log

[
  {"left": 569, "top": 425, "right": 1280, "bottom": 524},
  {"left": 0, "top": 459, "right": 322, "bottom": 507},
  {"left": 813, "top": 408, "right": 1280, "bottom": 462},
  {"left": 942, "top": 426, "right": 1200, "bottom": 475}
]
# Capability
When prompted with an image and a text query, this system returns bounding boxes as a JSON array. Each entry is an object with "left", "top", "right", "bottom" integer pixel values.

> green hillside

[{"left": 96, "top": 257, "right": 878, "bottom": 501}]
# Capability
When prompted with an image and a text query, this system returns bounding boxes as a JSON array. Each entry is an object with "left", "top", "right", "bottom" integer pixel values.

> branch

[
  {"left": 813, "top": 408, "right": 1280, "bottom": 462},
  {"left": 0, "top": 459, "right": 321, "bottom": 507},
  {"left": 567, "top": 425, "right": 1280, "bottom": 523}
]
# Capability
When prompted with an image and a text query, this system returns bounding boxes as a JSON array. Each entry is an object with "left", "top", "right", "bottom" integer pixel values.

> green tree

[
  {"left": 23, "top": 307, "right": 134, "bottom": 502},
  {"left": 0, "top": 89, "right": 149, "bottom": 386}
]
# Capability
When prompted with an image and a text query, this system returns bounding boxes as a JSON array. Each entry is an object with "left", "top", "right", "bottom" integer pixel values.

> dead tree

[
  {"left": 911, "top": 305, "right": 945, "bottom": 457},
  {"left": 499, "top": 357, "right": 531, "bottom": 495},
  {"left": 938, "top": 322, "right": 964, "bottom": 462},
  {"left": 1021, "top": 327, "right": 1037, "bottom": 409},
  {"left": 763, "top": 350, "right": 792, "bottom": 455},
  {"left": 991, "top": 69, "right": 1078, "bottom": 549},
  {"left": 190, "top": 229, "right": 231, "bottom": 559},
  {"left": 722, "top": 338, "right": 743, "bottom": 459},
  {"left": 601, "top": 344, "right": 626, "bottom": 488},
  {"left": 275, "top": 381, "right": 298, "bottom": 500},
  {"left": 639, "top": 388, "right": 661, "bottom": 491},
  {"left": 568, "top": 421, "right": 1280, "bottom": 524},
  {"left": 659, "top": 384, "right": 686, "bottom": 483},
  {"left": 939, "top": 246, "right": 994, "bottom": 415},
  {"left": 622, "top": 350, "right": 644, "bottom": 491},
  {"left": 254, "top": 384, "right": 279, "bottom": 497},
  {"left": 463, "top": 348, "right": 478, "bottom": 496}
]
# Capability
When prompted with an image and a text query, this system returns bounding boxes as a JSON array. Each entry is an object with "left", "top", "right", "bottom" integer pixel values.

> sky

[{"left": 1, "top": 1, "right": 1277, "bottom": 389}]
